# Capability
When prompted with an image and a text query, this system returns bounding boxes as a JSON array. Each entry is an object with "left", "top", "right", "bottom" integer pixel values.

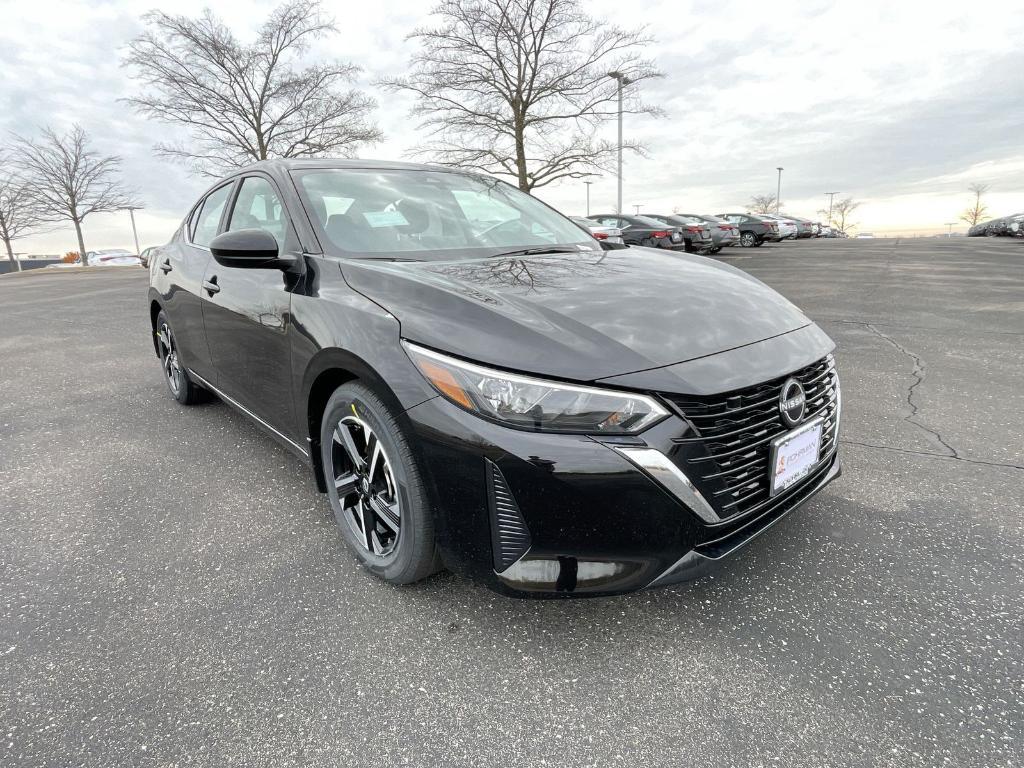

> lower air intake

[{"left": 486, "top": 459, "right": 532, "bottom": 572}]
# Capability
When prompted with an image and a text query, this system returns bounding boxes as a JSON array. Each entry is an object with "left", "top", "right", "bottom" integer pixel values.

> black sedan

[
  {"left": 147, "top": 159, "right": 841, "bottom": 598},
  {"left": 644, "top": 214, "right": 715, "bottom": 253},
  {"left": 589, "top": 214, "right": 686, "bottom": 250},
  {"left": 717, "top": 213, "right": 781, "bottom": 247}
]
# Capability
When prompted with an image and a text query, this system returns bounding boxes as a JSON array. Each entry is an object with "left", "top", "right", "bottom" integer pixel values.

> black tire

[
  {"left": 710, "top": 247, "right": 722, "bottom": 254},
  {"left": 320, "top": 382, "right": 441, "bottom": 584},
  {"left": 155, "top": 310, "right": 209, "bottom": 405},
  {"left": 740, "top": 231, "right": 756, "bottom": 247},
  {"left": 753, "top": 240, "right": 765, "bottom": 247}
]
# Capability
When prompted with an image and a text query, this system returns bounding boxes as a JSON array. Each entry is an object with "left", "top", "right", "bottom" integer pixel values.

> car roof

[{"left": 233, "top": 157, "right": 454, "bottom": 174}]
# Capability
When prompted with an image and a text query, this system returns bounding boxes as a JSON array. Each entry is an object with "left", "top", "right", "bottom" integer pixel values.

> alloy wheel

[
  {"left": 156, "top": 322, "right": 183, "bottom": 395},
  {"left": 331, "top": 415, "right": 401, "bottom": 556},
  {"left": 741, "top": 232, "right": 755, "bottom": 247}
]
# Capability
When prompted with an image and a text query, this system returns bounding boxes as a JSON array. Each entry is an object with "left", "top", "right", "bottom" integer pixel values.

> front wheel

[
  {"left": 740, "top": 231, "right": 757, "bottom": 247},
  {"left": 320, "top": 382, "right": 441, "bottom": 584}
]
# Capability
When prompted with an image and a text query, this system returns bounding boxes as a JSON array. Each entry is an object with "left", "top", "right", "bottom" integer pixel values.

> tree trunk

[
  {"left": 73, "top": 218, "right": 88, "bottom": 267},
  {"left": 3, "top": 236, "right": 21, "bottom": 272},
  {"left": 513, "top": 119, "right": 529, "bottom": 193}
]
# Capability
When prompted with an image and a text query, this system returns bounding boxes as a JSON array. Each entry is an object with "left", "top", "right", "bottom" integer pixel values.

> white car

[
  {"left": 571, "top": 216, "right": 624, "bottom": 245},
  {"left": 757, "top": 214, "right": 799, "bottom": 239},
  {"left": 86, "top": 249, "right": 143, "bottom": 267}
]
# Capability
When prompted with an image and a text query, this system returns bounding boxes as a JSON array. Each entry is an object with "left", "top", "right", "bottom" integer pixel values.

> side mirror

[{"left": 210, "top": 229, "right": 293, "bottom": 269}]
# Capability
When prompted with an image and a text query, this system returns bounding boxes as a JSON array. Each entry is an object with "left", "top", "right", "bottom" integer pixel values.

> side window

[
  {"left": 597, "top": 217, "right": 619, "bottom": 227},
  {"left": 192, "top": 184, "right": 233, "bottom": 247},
  {"left": 227, "top": 176, "right": 287, "bottom": 245}
]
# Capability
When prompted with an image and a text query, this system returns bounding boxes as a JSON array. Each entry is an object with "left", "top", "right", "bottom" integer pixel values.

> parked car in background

[
  {"left": 779, "top": 215, "right": 816, "bottom": 238},
  {"left": 855, "top": 232, "right": 875, "bottom": 239},
  {"left": 140, "top": 246, "right": 157, "bottom": 268},
  {"left": 697, "top": 215, "right": 741, "bottom": 251},
  {"left": 716, "top": 213, "right": 780, "bottom": 247},
  {"left": 817, "top": 224, "right": 834, "bottom": 237},
  {"left": 570, "top": 217, "right": 624, "bottom": 244},
  {"left": 147, "top": 158, "right": 841, "bottom": 597},
  {"left": 86, "top": 248, "right": 143, "bottom": 266},
  {"left": 757, "top": 214, "right": 798, "bottom": 239},
  {"left": 970, "top": 214, "right": 1024, "bottom": 237},
  {"left": 590, "top": 214, "right": 686, "bottom": 250},
  {"left": 644, "top": 214, "right": 715, "bottom": 253}
]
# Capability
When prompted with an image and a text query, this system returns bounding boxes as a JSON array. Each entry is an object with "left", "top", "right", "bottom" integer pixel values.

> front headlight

[{"left": 404, "top": 342, "right": 669, "bottom": 434}]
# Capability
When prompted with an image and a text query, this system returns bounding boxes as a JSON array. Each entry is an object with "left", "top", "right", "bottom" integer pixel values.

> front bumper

[{"left": 405, "top": 389, "right": 841, "bottom": 598}]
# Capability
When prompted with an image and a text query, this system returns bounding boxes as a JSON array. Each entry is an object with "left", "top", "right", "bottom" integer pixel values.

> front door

[{"left": 200, "top": 174, "right": 301, "bottom": 435}]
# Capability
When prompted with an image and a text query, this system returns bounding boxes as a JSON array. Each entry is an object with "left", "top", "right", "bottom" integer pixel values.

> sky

[{"left": 2, "top": 0, "right": 1023, "bottom": 255}]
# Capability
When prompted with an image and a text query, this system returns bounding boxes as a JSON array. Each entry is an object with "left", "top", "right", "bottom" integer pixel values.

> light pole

[
  {"left": 633, "top": 204, "right": 643, "bottom": 215},
  {"left": 775, "top": 167, "right": 784, "bottom": 213},
  {"left": 584, "top": 181, "right": 593, "bottom": 217},
  {"left": 824, "top": 192, "right": 838, "bottom": 224},
  {"left": 944, "top": 222, "right": 956, "bottom": 237},
  {"left": 124, "top": 206, "right": 143, "bottom": 255},
  {"left": 607, "top": 71, "right": 632, "bottom": 215}
]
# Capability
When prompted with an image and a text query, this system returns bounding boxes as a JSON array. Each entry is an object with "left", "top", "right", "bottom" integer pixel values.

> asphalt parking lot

[{"left": 1, "top": 238, "right": 1021, "bottom": 767}]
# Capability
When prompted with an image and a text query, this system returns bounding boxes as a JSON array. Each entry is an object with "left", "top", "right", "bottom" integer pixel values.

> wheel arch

[
  {"left": 302, "top": 348, "right": 413, "bottom": 493},
  {"left": 149, "top": 294, "right": 164, "bottom": 357}
]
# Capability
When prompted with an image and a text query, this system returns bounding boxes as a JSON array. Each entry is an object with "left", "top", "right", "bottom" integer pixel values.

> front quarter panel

[{"left": 289, "top": 255, "right": 439, "bottom": 438}]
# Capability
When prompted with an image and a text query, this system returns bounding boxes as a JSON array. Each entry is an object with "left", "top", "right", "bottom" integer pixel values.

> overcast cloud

[{"left": 2, "top": 0, "right": 1023, "bottom": 254}]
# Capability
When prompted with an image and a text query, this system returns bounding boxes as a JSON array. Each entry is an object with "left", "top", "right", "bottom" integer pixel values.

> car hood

[{"left": 339, "top": 247, "right": 812, "bottom": 382}]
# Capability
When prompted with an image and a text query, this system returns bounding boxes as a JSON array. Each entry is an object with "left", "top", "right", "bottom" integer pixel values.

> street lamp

[
  {"left": 633, "top": 204, "right": 643, "bottom": 215},
  {"left": 775, "top": 167, "right": 784, "bottom": 214},
  {"left": 944, "top": 222, "right": 956, "bottom": 237},
  {"left": 824, "top": 192, "right": 838, "bottom": 224},
  {"left": 123, "top": 206, "right": 143, "bottom": 255},
  {"left": 607, "top": 71, "right": 633, "bottom": 215},
  {"left": 584, "top": 180, "right": 593, "bottom": 217}
]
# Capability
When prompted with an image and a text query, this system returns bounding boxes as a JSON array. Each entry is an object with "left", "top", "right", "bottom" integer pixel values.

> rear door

[
  {"left": 154, "top": 183, "right": 234, "bottom": 383},
  {"left": 200, "top": 174, "right": 301, "bottom": 434}
]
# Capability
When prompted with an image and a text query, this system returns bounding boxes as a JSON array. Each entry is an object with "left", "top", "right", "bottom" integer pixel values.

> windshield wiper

[{"left": 490, "top": 246, "right": 583, "bottom": 259}]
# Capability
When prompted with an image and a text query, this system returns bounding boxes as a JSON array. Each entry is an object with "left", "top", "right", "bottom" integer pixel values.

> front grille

[{"left": 666, "top": 355, "right": 839, "bottom": 520}]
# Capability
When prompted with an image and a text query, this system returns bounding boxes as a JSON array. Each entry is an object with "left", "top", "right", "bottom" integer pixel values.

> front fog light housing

[{"left": 404, "top": 342, "right": 669, "bottom": 434}]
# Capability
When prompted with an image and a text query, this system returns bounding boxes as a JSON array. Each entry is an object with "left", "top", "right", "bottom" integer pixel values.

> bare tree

[
  {"left": 818, "top": 197, "right": 860, "bottom": 235},
  {"left": 0, "top": 150, "right": 46, "bottom": 271},
  {"left": 959, "top": 183, "right": 990, "bottom": 227},
  {"left": 14, "top": 126, "right": 138, "bottom": 266},
  {"left": 749, "top": 194, "right": 778, "bottom": 214},
  {"left": 382, "top": 0, "right": 663, "bottom": 192},
  {"left": 123, "top": 0, "right": 382, "bottom": 177}
]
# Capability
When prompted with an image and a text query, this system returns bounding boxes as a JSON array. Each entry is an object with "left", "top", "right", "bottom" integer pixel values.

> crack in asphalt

[
  {"left": 839, "top": 438, "right": 1024, "bottom": 471},
  {"left": 858, "top": 322, "right": 961, "bottom": 459},
  {"left": 821, "top": 318, "right": 1024, "bottom": 337}
]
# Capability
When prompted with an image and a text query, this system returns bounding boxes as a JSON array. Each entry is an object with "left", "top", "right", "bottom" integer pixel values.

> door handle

[
  {"left": 160, "top": 259, "right": 172, "bottom": 274},
  {"left": 203, "top": 276, "right": 220, "bottom": 296}
]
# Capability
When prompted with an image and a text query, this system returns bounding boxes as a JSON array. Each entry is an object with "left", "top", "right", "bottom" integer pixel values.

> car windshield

[{"left": 293, "top": 168, "right": 595, "bottom": 259}]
